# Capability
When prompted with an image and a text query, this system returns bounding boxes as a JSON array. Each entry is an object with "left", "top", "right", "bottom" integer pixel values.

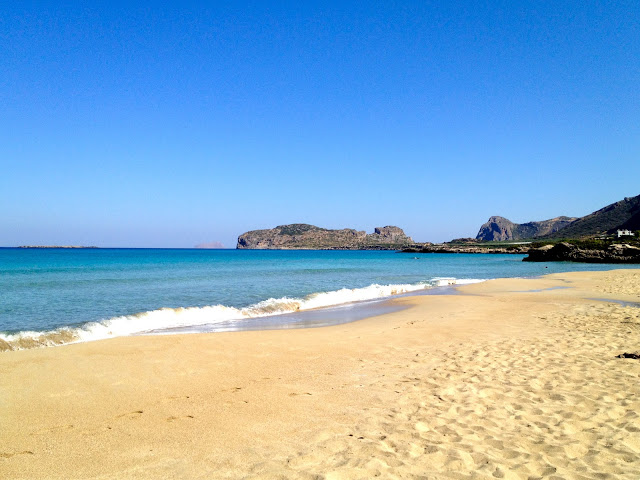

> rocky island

[{"left": 236, "top": 224, "right": 413, "bottom": 250}]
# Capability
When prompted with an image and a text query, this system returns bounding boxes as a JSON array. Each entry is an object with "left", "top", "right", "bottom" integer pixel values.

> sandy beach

[{"left": 1, "top": 269, "right": 639, "bottom": 479}]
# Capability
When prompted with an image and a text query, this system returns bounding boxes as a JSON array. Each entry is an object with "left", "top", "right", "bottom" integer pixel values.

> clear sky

[{"left": 2, "top": 2, "right": 639, "bottom": 247}]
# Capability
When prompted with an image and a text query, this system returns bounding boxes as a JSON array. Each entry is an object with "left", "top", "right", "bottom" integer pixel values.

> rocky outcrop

[
  {"left": 476, "top": 216, "right": 577, "bottom": 241},
  {"left": 523, "top": 243, "right": 640, "bottom": 263},
  {"left": 236, "top": 224, "right": 413, "bottom": 250},
  {"left": 616, "top": 353, "right": 640, "bottom": 359},
  {"left": 401, "top": 244, "right": 529, "bottom": 254},
  {"left": 373, "top": 226, "right": 409, "bottom": 243},
  {"left": 475, "top": 217, "right": 517, "bottom": 241}
]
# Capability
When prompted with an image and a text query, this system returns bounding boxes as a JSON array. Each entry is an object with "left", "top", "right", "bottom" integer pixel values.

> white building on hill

[{"left": 617, "top": 229, "right": 634, "bottom": 238}]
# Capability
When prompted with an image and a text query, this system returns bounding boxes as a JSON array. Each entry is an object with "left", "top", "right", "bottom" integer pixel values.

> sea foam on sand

[{"left": 0, "top": 278, "right": 484, "bottom": 351}]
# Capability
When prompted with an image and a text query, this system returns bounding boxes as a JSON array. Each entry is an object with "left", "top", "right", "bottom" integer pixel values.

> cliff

[
  {"left": 236, "top": 224, "right": 413, "bottom": 250},
  {"left": 476, "top": 216, "right": 577, "bottom": 241}
]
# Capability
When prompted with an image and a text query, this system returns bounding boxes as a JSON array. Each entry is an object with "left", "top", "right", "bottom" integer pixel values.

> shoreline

[
  {"left": 142, "top": 284, "right": 463, "bottom": 335},
  {"left": 0, "top": 279, "right": 479, "bottom": 352},
  {"left": 1, "top": 269, "right": 639, "bottom": 478}
]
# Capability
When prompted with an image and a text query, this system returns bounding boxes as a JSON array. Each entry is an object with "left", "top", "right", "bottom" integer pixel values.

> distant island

[
  {"left": 194, "top": 241, "right": 225, "bottom": 249},
  {"left": 233, "top": 195, "right": 640, "bottom": 262},
  {"left": 17, "top": 194, "right": 639, "bottom": 263},
  {"left": 18, "top": 246, "right": 99, "bottom": 249},
  {"left": 237, "top": 224, "right": 413, "bottom": 250}
]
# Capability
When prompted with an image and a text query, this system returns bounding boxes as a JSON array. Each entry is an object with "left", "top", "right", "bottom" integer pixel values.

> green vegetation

[
  {"left": 540, "top": 195, "right": 640, "bottom": 240},
  {"left": 277, "top": 224, "right": 321, "bottom": 236},
  {"left": 448, "top": 239, "right": 531, "bottom": 249},
  {"left": 531, "top": 236, "right": 640, "bottom": 251}
]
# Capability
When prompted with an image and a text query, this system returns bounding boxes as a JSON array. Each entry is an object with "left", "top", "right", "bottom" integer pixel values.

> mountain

[
  {"left": 538, "top": 194, "right": 640, "bottom": 239},
  {"left": 476, "top": 194, "right": 640, "bottom": 242},
  {"left": 236, "top": 224, "right": 413, "bottom": 250},
  {"left": 475, "top": 216, "right": 577, "bottom": 241}
]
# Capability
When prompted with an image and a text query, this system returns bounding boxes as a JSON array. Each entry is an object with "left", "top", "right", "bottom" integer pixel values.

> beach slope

[{"left": 1, "top": 270, "right": 639, "bottom": 479}]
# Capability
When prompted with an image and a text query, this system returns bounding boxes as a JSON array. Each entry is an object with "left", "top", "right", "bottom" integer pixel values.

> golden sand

[{"left": 1, "top": 269, "right": 639, "bottom": 479}]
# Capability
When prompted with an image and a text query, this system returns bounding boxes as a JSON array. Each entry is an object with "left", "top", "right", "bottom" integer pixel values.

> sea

[{"left": 0, "top": 248, "right": 634, "bottom": 351}]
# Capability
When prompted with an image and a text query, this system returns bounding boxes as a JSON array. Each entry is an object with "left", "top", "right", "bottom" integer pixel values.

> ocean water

[{"left": 0, "top": 248, "right": 634, "bottom": 350}]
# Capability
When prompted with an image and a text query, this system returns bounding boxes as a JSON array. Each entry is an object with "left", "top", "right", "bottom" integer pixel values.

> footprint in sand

[
  {"left": 0, "top": 451, "right": 34, "bottom": 458},
  {"left": 32, "top": 424, "right": 74, "bottom": 435},
  {"left": 564, "top": 442, "right": 589, "bottom": 459},
  {"left": 116, "top": 410, "right": 143, "bottom": 419},
  {"left": 166, "top": 415, "right": 194, "bottom": 422}
]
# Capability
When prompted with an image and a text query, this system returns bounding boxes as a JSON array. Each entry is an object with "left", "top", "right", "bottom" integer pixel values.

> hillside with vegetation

[
  {"left": 476, "top": 194, "right": 640, "bottom": 242},
  {"left": 539, "top": 195, "right": 640, "bottom": 239}
]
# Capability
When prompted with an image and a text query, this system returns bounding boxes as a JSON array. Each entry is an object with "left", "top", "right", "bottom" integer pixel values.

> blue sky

[{"left": 2, "top": 2, "right": 639, "bottom": 247}]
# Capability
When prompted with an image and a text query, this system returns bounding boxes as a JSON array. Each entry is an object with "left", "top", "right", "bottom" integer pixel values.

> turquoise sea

[{"left": 0, "top": 248, "right": 634, "bottom": 350}]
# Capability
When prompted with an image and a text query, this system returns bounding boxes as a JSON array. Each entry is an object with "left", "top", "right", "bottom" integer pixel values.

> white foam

[
  {"left": 450, "top": 278, "right": 486, "bottom": 285},
  {"left": 431, "top": 277, "right": 457, "bottom": 286},
  {"left": 0, "top": 277, "right": 486, "bottom": 350}
]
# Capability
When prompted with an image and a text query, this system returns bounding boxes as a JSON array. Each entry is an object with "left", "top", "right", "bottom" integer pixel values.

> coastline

[
  {"left": 0, "top": 279, "right": 474, "bottom": 351},
  {"left": 1, "top": 269, "right": 639, "bottom": 478},
  {"left": 17, "top": 245, "right": 99, "bottom": 249}
]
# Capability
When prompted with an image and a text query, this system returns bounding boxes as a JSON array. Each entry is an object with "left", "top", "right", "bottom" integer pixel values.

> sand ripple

[{"left": 247, "top": 301, "right": 640, "bottom": 479}]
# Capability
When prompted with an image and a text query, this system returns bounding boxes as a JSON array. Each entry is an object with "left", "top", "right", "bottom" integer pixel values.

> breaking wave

[{"left": 0, "top": 278, "right": 485, "bottom": 351}]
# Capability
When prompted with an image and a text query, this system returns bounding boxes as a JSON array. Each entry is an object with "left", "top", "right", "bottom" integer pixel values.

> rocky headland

[
  {"left": 236, "top": 224, "right": 413, "bottom": 250},
  {"left": 476, "top": 216, "right": 577, "bottom": 242},
  {"left": 523, "top": 242, "right": 640, "bottom": 263}
]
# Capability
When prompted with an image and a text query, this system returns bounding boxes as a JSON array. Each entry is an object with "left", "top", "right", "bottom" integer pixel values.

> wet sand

[{"left": 1, "top": 269, "right": 639, "bottom": 479}]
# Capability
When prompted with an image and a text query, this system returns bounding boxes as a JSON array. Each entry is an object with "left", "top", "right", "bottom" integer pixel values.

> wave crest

[{"left": 0, "top": 278, "right": 484, "bottom": 351}]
